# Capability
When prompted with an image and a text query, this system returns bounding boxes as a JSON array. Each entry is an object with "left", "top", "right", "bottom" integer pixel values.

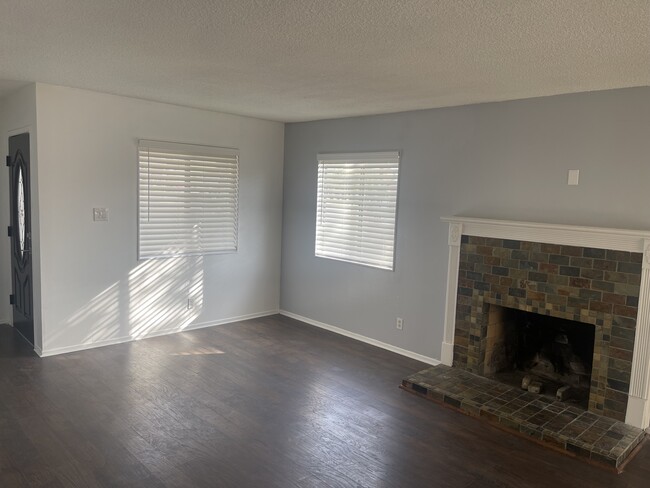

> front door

[{"left": 7, "top": 133, "right": 34, "bottom": 345}]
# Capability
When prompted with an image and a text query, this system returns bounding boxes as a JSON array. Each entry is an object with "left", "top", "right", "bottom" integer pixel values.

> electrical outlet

[
  {"left": 187, "top": 298, "right": 194, "bottom": 310},
  {"left": 396, "top": 317, "right": 403, "bottom": 330},
  {"left": 93, "top": 207, "right": 109, "bottom": 222}
]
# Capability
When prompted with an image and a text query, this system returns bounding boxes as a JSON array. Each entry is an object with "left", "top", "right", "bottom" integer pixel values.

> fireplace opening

[{"left": 484, "top": 304, "right": 595, "bottom": 409}]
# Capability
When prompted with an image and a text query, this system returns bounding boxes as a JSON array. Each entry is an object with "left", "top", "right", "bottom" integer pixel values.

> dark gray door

[{"left": 8, "top": 133, "right": 34, "bottom": 345}]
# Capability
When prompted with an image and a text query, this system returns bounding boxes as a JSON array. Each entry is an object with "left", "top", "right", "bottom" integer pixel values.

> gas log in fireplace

[
  {"left": 440, "top": 217, "right": 650, "bottom": 426},
  {"left": 484, "top": 305, "right": 595, "bottom": 408}
]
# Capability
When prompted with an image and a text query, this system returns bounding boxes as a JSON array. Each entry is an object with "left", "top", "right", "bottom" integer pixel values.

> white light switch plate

[
  {"left": 93, "top": 208, "right": 109, "bottom": 222},
  {"left": 567, "top": 170, "right": 580, "bottom": 186}
]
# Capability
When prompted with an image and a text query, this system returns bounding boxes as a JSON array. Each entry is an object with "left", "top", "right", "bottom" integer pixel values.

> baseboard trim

[
  {"left": 38, "top": 309, "right": 279, "bottom": 357},
  {"left": 279, "top": 310, "right": 440, "bottom": 366}
]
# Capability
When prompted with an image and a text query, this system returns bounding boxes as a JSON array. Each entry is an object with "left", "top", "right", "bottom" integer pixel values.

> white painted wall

[
  {"left": 35, "top": 84, "right": 284, "bottom": 355},
  {"left": 0, "top": 84, "right": 43, "bottom": 350},
  {"left": 280, "top": 87, "right": 650, "bottom": 362}
]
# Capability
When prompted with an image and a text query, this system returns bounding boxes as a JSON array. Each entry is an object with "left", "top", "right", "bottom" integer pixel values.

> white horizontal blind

[
  {"left": 316, "top": 152, "right": 399, "bottom": 270},
  {"left": 138, "top": 140, "right": 239, "bottom": 259}
]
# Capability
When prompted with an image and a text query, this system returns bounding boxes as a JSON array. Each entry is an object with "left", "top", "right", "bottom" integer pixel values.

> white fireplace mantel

[{"left": 440, "top": 216, "right": 650, "bottom": 429}]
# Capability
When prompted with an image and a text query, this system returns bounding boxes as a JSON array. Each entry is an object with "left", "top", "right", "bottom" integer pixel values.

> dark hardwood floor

[{"left": 0, "top": 314, "right": 648, "bottom": 487}]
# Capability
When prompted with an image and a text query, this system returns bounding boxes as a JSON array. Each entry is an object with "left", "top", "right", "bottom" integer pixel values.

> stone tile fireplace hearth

[
  {"left": 400, "top": 218, "right": 650, "bottom": 470},
  {"left": 401, "top": 365, "right": 645, "bottom": 470}
]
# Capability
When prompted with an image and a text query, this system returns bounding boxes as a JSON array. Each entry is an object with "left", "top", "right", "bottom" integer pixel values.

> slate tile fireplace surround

[
  {"left": 453, "top": 235, "right": 640, "bottom": 421},
  {"left": 440, "top": 218, "right": 650, "bottom": 429}
]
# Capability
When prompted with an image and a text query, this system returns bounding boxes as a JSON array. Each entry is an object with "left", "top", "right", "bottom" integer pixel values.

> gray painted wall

[{"left": 280, "top": 87, "right": 650, "bottom": 361}]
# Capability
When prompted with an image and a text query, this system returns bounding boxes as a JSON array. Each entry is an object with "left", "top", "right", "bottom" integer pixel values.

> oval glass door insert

[{"left": 17, "top": 166, "right": 26, "bottom": 258}]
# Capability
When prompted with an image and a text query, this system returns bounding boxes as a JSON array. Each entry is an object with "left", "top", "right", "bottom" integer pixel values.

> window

[
  {"left": 138, "top": 140, "right": 239, "bottom": 259},
  {"left": 315, "top": 151, "right": 400, "bottom": 270}
]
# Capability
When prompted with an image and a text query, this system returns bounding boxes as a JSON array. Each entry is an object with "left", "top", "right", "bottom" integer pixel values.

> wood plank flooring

[{"left": 0, "top": 314, "right": 649, "bottom": 487}]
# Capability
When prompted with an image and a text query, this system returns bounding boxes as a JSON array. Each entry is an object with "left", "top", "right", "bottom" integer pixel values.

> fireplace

[
  {"left": 452, "top": 235, "right": 640, "bottom": 421},
  {"left": 439, "top": 217, "right": 650, "bottom": 428},
  {"left": 484, "top": 304, "right": 595, "bottom": 409}
]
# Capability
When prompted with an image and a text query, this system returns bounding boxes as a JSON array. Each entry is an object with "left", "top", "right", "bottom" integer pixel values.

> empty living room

[{"left": 1, "top": 1, "right": 650, "bottom": 487}]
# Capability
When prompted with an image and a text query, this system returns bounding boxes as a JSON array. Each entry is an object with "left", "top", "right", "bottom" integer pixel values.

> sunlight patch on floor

[{"left": 170, "top": 346, "right": 225, "bottom": 356}]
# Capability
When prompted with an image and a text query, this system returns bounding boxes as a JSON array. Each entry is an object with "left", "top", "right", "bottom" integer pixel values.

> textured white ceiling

[{"left": 0, "top": 1, "right": 648, "bottom": 122}]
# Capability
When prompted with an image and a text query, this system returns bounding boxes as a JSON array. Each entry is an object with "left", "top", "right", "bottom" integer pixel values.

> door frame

[{"left": 6, "top": 125, "right": 39, "bottom": 352}]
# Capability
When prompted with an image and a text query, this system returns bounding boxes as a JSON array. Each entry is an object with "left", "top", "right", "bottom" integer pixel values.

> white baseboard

[
  {"left": 279, "top": 310, "right": 440, "bottom": 366},
  {"left": 37, "top": 309, "right": 279, "bottom": 357}
]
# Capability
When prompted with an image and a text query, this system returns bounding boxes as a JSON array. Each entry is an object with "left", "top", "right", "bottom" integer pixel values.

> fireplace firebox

[{"left": 483, "top": 304, "right": 595, "bottom": 409}]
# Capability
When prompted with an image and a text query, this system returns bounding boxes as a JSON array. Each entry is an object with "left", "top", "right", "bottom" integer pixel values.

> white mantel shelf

[
  {"left": 440, "top": 216, "right": 650, "bottom": 253},
  {"left": 440, "top": 216, "right": 650, "bottom": 429}
]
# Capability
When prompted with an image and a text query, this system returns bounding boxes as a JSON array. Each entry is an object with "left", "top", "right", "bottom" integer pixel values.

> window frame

[
  {"left": 137, "top": 139, "right": 240, "bottom": 260},
  {"left": 314, "top": 151, "right": 400, "bottom": 271}
]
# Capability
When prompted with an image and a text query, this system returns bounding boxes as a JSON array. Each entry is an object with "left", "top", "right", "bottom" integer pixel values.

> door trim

[
  {"left": 4, "top": 126, "right": 32, "bottom": 327},
  {"left": 6, "top": 127, "right": 37, "bottom": 351}
]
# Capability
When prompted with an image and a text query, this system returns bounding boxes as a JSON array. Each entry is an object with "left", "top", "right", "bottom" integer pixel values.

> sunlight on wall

[
  {"left": 59, "top": 281, "right": 122, "bottom": 345},
  {"left": 49, "top": 256, "right": 204, "bottom": 351},
  {"left": 128, "top": 256, "right": 203, "bottom": 339}
]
